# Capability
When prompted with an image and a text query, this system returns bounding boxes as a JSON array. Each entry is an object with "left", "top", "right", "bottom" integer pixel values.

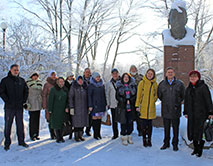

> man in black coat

[
  {"left": 0, "top": 64, "right": 29, "bottom": 151},
  {"left": 157, "top": 67, "right": 185, "bottom": 151}
]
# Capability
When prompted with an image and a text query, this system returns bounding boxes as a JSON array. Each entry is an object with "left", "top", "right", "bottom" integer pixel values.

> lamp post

[{"left": 1, "top": 22, "right": 8, "bottom": 51}]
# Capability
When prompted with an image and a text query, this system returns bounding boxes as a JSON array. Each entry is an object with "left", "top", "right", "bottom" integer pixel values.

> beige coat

[{"left": 26, "top": 78, "right": 42, "bottom": 111}]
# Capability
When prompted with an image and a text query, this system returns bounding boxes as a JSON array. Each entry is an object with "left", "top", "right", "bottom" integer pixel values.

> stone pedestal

[{"left": 164, "top": 45, "right": 195, "bottom": 86}]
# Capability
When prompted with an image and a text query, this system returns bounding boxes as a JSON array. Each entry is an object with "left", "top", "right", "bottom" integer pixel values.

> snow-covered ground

[{"left": 0, "top": 97, "right": 213, "bottom": 166}]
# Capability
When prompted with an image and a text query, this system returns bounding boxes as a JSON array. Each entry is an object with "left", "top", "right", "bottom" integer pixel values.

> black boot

[
  {"left": 147, "top": 126, "right": 152, "bottom": 147},
  {"left": 197, "top": 140, "right": 205, "bottom": 157},
  {"left": 160, "top": 143, "right": 170, "bottom": 150},
  {"left": 92, "top": 120, "right": 99, "bottom": 140},
  {"left": 55, "top": 129, "right": 61, "bottom": 143},
  {"left": 74, "top": 132, "right": 80, "bottom": 142},
  {"left": 191, "top": 141, "right": 198, "bottom": 155},
  {"left": 142, "top": 129, "right": 147, "bottom": 147},
  {"left": 97, "top": 119, "right": 102, "bottom": 139},
  {"left": 49, "top": 125, "right": 56, "bottom": 139},
  {"left": 79, "top": 131, "right": 85, "bottom": 141},
  {"left": 60, "top": 130, "right": 65, "bottom": 143}
]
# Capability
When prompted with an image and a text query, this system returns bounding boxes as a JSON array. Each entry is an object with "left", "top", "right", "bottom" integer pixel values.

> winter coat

[
  {"left": 65, "top": 80, "right": 73, "bottom": 91},
  {"left": 0, "top": 71, "right": 28, "bottom": 110},
  {"left": 157, "top": 77, "right": 185, "bottom": 119},
  {"left": 88, "top": 77, "right": 107, "bottom": 114},
  {"left": 135, "top": 76, "right": 158, "bottom": 120},
  {"left": 69, "top": 80, "right": 89, "bottom": 128},
  {"left": 83, "top": 76, "right": 91, "bottom": 85},
  {"left": 183, "top": 80, "right": 213, "bottom": 141},
  {"left": 48, "top": 85, "right": 68, "bottom": 129},
  {"left": 26, "top": 78, "right": 42, "bottom": 111},
  {"left": 116, "top": 78, "right": 137, "bottom": 124},
  {"left": 105, "top": 78, "right": 119, "bottom": 109},
  {"left": 130, "top": 73, "right": 143, "bottom": 86},
  {"left": 42, "top": 77, "right": 56, "bottom": 120}
]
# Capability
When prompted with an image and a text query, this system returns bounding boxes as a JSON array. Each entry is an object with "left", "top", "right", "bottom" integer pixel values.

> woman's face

[
  {"left": 189, "top": 74, "right": 199, "bottom": 84},
  {"left": 32, "top": 75, "right": 38, "bottom": 81},
  {"left": 95, "top": 76, "right": 101, "bottom": 82},
  {"left": 57, "top": 79, "right": 65, "bottom": 88},
  {"left": 146, "top": 70, "right": 154, "bottom": 80},
  {"left": 123, "top": 74, "right": 129, "bottom": 83},
  {"left": 51, "top": 73, "right": 57, "bottom": 80},
  {"left": 78, "top": 79, "right": 83, "bottom": 85}
]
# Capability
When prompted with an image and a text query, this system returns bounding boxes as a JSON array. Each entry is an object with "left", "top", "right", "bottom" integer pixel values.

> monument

[{"left": 162, "top": 0, "right": 196, "bottom": 86}]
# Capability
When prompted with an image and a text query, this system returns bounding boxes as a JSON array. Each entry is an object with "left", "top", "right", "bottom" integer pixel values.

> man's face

[
  {"left": 166, "top": 69, "right": 175, "bottom": 80},
  {"left": 84, "top": 69, "right": 91, "bottom": 78},
  {"left": 10, "top": 66, "right": 19, "bottom": 77},
  {"left": 112, "top": 72, "right": 119, "bottom": 80}
]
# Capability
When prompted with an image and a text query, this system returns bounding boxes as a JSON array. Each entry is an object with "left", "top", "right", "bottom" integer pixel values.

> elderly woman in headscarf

[
  {"left": 69, "top": 76, "right": 89, "bottom": 142},
  {"left": 88, "top": 72, "right": 107, "bottom": 140},
  {"left": 48, "top": 77, "right": 69, "bottom": 143},
  {"left": 42, "top": 70, "right": 57, "bottom": 139}
]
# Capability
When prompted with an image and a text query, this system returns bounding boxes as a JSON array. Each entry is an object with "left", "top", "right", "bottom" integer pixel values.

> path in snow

[{"left": 0, "top": 125, "right": 212, "bottom": 166}]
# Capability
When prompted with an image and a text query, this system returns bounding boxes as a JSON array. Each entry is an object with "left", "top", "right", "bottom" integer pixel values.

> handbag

[
  {"left": 62, "top": 112, "right": 73, "bottom": 136},
  {"left": 102, "top": 111, "right": 111, "bottom": 126},
  {"left": 204, "top": 119, "right": 213, "bottom": 142}
]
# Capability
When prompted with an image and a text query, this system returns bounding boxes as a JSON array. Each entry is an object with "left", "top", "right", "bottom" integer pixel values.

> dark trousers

[
  {"left": 86, "top": 114, "right": 92, "bottom": 133},
  {"left": 163, "top": 118, "right": 180, "bottom": 146},
  {"left": 111, "top": 108, "right": 119, "bottom": 137},
  {"left": 4, "top": 109, "right": 25, "bottom": 147},
  {"left": 136, "top": 114, "right": 142, "bottom": 134},
  {"left": 120, "top": 112, "right": 133, "bottom": 136},
  {"left": 140, "top": 119, "right": 152, "bottom": 139},
  {"left": 74, "top": 127, "right": 83, "bottom": 132},
  {"left": 29, "top": 111, "right": 40, "bottom": 138}
]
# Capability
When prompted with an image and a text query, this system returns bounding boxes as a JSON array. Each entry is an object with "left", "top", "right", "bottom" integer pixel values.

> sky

[{"left": 0, "top": 0, "right": 213, "bottom": 69}]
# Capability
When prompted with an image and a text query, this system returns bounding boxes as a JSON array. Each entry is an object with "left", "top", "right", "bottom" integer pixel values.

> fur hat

[
  {"left": 48, "top": 70, "right": 57, "bottom": 77},
  {"left": 66, "top": 71, "right": 74, "bottom": 78}
]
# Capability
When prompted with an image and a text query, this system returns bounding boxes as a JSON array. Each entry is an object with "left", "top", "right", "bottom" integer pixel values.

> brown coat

[{"left": 42, "top": 77, "right": 55, "bottom": 120}]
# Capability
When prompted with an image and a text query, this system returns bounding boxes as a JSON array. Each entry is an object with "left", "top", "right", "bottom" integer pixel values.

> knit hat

[
  {"left": 66, "top": 71, "right": 74, "bottom": 78},
  {"left": 30, "top": 71, "right": 39, "bottom": 78},
  {"left": 48, "top": 70, "right": 57, "bottom": 77},
  {"left": 92, "top": 72, "right": 101, "bottom": 79},
  {"left": 111, "top": 68, "right": 119, "bottom": 73},
  {"left": 189, "top": 70, "right": 201, "bottom": 80},
  {"left": 76, "top": 75, "right": 83, "bottom": 81},
  {"left": 129, "top": 65, "right": 138, "bottom": 72}
]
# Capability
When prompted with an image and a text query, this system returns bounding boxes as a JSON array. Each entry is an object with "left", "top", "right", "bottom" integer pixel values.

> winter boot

[
  {"left": 92, "top": 120, "right": 98, "bottom": 140},
  {"left": 147, "top": 126, "right": 152, "bottom": 147},
  {"left": 69, "top": 130, "right": 73, "bottom": 140},
  {"left": 121, "top": 135, "right": 128, "bottom": 146},
  {"left": 160, "top": 143, "right": 170, "bottom": 150},
  {"left": 79, "top": 131, "right": 85, "bottom": 141},
  {"left": 97, "top": 119, "right": 102, "bottom": 139},
  {"left": 142, "top": 129, "right": 147, "bottom": 147},
  {"left": 191, "top": 141, "right": 198, "bottom": 155},
  {"left": 74, "top": 132, "right": 81, "bottom": 142},
  {"left": 55, "top": 130, "right": 61, "bottom": 143},
  {"left": 49, "top": 126, "right": 56, "bottom": 139},
  {"left": 197, "top": 140, "right": 205, "bottom": 157},
  {"left": 127, "top": 135, "right": 133, "bottom": 144},
  {"left": 60, "top": 130, "right": 65, "bottom": 143}
]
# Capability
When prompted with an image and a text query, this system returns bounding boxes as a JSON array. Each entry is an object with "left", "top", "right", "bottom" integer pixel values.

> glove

[{"left": 70, "top": 108, "right": 74, "bottom": 115}]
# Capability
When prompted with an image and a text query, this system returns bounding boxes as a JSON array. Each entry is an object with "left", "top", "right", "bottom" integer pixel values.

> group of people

[{"left": 0, "top": 64, "right": 212, "bottom": 158}]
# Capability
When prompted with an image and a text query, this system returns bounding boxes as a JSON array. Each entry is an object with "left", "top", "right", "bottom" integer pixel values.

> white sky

[{"left": 0, "top": 0, "right": 213, "bottom": 68}]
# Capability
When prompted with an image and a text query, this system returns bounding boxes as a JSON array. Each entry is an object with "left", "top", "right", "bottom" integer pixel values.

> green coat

[{"left": 48, "top": 86, "right": 68, "bottom": 129}]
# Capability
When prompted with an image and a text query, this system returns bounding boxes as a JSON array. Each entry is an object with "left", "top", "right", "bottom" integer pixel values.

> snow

[
  {"left": 162, "top": 27, "right": 196, "bottom": 47},
  {"left": 171, "top": 0, "right": 187, "bottom": 13},
  {"left": 0, "top": 96, "right": 213, "bottom": 165}
]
